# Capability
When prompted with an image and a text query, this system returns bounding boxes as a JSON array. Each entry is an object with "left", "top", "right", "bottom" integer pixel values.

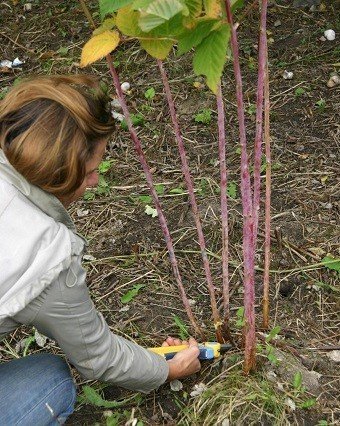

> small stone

[
  {"left": 83, "top": 254, "right": 96, "bottom": 261},
  {"left": 283, "top": 70, "right": 294, "bottom": 80},
  {"left": 327, "top": 350, "right": 340, "bottom": 362},
  {"left": 190, "top": 382, "right": 208, "bottom": 397},
  {"left": 120, "top": 82, "right": 130, "bottom": 93},
  {"left": 319, "top": 36, "right": 326, "bottom": 41},
  {"left": 23, "top": 3, "right": 32, "bottom": 12},
  {"left": 170, "top": 379, "right": 183, "bottom": 391},
  {"left": 327, "top": 73, "right": 340, "bottom": 88},
  {"left": 76, "top": 208, "right": 89, "bottom": 217},
  {"left": 324, "top": 29, "right": 335, "bottom": 41},
  {"left": 274, "top": 20, "right": 281, "bottom": 27}
]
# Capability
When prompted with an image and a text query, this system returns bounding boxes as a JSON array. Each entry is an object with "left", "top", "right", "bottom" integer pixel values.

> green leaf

[
  {"left": 231, "top": 0, "right": 244, "bottom": 12},
  {"left": 177, "top": 18, "right": 218, "bottom": 55},
  {"left": 138, "top": 0, "right": 185, "bottom": 32},
  {"left": 99, "top": 0, "right": 133, "bottom": 20},
  {"left": 293, "top": 371, "right": 302, "bottom": 390},
  {"left": 93, "top": 17, "right": 117, "bottom": 35},
  {"left": 194, "top": 108, "right": 211, "bottom": 124},
  {"left": 185, "top": 0, "right": 202, "bottom": 17},
  {"left": 121, "top": 284, "right": 145, "bottom": 303},
  {"left": 235, "top": 306, "right": 245, "bottom": 327},
  {"left": 121, "top": 113, "right": 145, "bottom": 130},
  {"left": 170, "top": 187, "right": 185, "bottom": 194},
  {"left": 116, "top": 5, "right": 143, "bottom": 36},
  {"left": 155, "top": 183, "right": 165, "bottom": 195},
  {"left": 144, "top": 87, "right": 156, "bottom": 99},
  {"left": 82, "top": 386, "right": 138, "bottom": 408},
  {"left": 99, "top": 160, "right": 113, "bottom": 174},
  {"left": 227, "top": 181, "right": 237, "bottom": 199},
  {"left": 140, "top": 38, "right": 174, "bottom": 59},
  {"left": 173, "top": 314, "right": 189, "bottom": 340},
  {"left": 84, "top": 190, "right": 95, "bottom": 201},
  {"left": 321, "top": 256, "right": 340, "bottom": 272},
  {"left": 299, "top": 398, "right": 316, "bottom": 409},
  {"left": 193, "top": 24, "right": 230, "bottom": 93},
  {"left": 265, "top": 325, "right": 281, "bottom": 342},
  {"left": 138, "top": 195, "right": 152, "bottom": 203}
]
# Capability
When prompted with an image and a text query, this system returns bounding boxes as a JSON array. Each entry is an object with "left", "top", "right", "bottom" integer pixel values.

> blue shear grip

[{"left": 164, "top": 347, "right": 215, "bottom": 360}]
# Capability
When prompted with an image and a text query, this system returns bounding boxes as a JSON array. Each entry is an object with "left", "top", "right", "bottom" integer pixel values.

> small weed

[
  {"left": 247, "top": 103, "right": 256, "bottom": 116},
  {"left": 315, "top": 99, "right": 326, "bottom": 111},
  {"left": 194, "top": 108, "right": 212, "bottom": 124},
  {"left": 121, "top": 113, "right": 145, "bottom": 131},
  {"left": 173, "top": 314, "right": 190, "bottom": 340},
  {"left": 121, "top": 284, "right": 145, "bottom": 304},
  {"left": 227, "top": 181, "right": 237, "bottom": 199},
  {"left": 78, "top": 385, "right": 141, "bottom": 408},
  {"left": 144, "top": 87, "right": 156, "bottom": 100},
  {"left": 235, "top": 306, "right": 245, "bottom": 328},
  {"left": 295, "top": 87, "right": 306, "bottom": 97}
]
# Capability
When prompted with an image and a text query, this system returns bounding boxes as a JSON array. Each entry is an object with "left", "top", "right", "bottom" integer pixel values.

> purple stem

[
  {"left": 262, "top": 39, "right": 271, "bottom": 329},
  {"left": 224, "top": 0, "right": 256, "bottom": 373},
  {"left": 157, "top": 59, "right": 224, "bottom": 343},
  {"left": 106, "top": 54, "right": 204, "bottom": 340},
  {"left": 252, "top": 0, "right": 268, "bottom": 247},
  {"left": 216, "top": 84, "right": 230, "bottom": 326}
]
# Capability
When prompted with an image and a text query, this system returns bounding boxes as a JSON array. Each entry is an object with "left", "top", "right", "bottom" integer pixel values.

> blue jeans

[{"left": 0, "top": 353, "right": 76, "bottom": 425}]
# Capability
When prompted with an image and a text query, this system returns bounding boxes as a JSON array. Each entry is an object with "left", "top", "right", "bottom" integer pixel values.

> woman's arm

[{"left": 14, "top": 255, "right": 170, "bottom": 393}]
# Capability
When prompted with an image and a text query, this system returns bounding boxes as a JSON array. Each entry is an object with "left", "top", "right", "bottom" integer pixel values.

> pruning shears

[{"left": 148, "top": 342, "right": 233, "bottom": 360}]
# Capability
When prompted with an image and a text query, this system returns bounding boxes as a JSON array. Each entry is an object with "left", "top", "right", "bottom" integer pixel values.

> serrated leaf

[
  {"left": 193, "top": 24, "right": 230, "bottom": 93},
  {"left": 149, "top": 13, "right": 185, "bottom": 37},
  {"left": 203, "top": 0, "right": 222, "bottom": 18},
  {"left": 99, "top": 0, "right": 133, "bottom": 20},
  {"left": 321, "top": 256, "right": 340, "bottom": 272},
  {"left": 121, "top": 284, "right": 145, "bottom": 303},
  {"left": 231, "top": 0, "right": 244, "bottom": 12},
  {"left": 116, "top": 5, "right": 142, "bottom": 36},
  {"left": 140, "top": 38, "right": 173, "bottom": 59},
  {"left": 80, "top": 31, "right": 120, "bottom": 67},
  {"left": 177, "top": 18, "right": 218, "bottom": 55},
  {"left": 139, "top": 0, "right": 185, "bottom": 32},
  {"left": 185, "top": 0, "right": 202, "bottom": 17}
]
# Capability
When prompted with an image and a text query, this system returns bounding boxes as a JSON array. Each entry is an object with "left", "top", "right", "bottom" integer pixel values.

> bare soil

[{"left": 0, "top": 1, "right": 339, "bottom": 425}]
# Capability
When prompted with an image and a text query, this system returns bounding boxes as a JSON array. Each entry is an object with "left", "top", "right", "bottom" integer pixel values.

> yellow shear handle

[{"left": 148, "top": 345, "right": 189, "bottom": 356}]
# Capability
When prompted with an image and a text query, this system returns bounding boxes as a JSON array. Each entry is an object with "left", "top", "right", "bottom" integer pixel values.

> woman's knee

[{"left": 0, "top": 353, "right": 77, "bottom": 425}]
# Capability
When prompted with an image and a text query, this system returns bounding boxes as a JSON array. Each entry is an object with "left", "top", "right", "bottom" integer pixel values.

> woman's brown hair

[{"left": 0, "top": 75, "right": 115, "bottom": 198}]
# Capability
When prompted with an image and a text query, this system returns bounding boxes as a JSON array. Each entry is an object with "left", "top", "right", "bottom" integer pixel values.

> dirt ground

[{"left": 0, "top": 0, "right": 339, "bottom": 425}]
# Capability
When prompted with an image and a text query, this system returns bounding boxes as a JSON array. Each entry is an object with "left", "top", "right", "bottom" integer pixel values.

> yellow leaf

[
  {"left": 204, "top": 0, "right": 222, "bottom": 18},
  {"left": 80, "top": 30, "right": 120, "bottom": 67}
]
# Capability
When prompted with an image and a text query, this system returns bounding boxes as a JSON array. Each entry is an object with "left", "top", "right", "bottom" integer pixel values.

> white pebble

[
  {"left": 23, "top": 3, "right": 32, "bottom": 12},
  {"left": 283, "top": 70, "right": 294, "bottom": 80},
  {"left": 324, "top": 29, "right": 335, "bottom": 41},
  {"left": 120, "top": 82, "right": 130, "bottom": 93}
]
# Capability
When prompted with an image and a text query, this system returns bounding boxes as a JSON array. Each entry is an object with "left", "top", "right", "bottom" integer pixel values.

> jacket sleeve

[{"left": 13, "top": 255, "right": 169, "bottom": 393}]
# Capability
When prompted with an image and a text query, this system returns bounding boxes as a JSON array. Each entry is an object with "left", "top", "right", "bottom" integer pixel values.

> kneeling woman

[{"left": 0, "top": 75, "right": 200, "bottom": 425}]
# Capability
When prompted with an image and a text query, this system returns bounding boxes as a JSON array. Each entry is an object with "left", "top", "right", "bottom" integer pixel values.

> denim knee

[{"left": 0, "top": 353, "right": 77, "bottom": 426}]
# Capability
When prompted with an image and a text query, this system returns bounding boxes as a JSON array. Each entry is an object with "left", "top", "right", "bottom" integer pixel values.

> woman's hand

[{"left": 163, "top": 337, "right": 201, "bottom": 381}]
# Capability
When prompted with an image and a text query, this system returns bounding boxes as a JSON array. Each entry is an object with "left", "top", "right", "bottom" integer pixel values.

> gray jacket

[{"left": 0, "top": 149, "right": 168, "bottom": 393}]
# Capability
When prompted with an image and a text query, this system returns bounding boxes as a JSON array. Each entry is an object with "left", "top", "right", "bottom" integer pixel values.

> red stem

[
  {"left": 106, "top": 54, "right": 204, "bottom": 340},
  {"left": 224, "top": 0, "right": 256, "bottom": 373},
  {"left": 157, "top": 59, "right": 224, "bottom": 343},
  {"left": 262, "top": 40, "right": 271, "bottom": 330},
  {"left": 252, "top": 0, "right": 268, "bottom": 247},
  {"left": 216, "top": 84, "right": 231, "bottom": 334}
]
